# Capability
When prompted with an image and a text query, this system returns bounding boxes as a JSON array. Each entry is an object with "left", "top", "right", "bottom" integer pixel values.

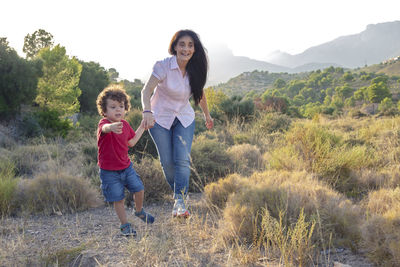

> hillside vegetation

[{"left": 2, "top": 29, "right": 400, "bottom": 266}]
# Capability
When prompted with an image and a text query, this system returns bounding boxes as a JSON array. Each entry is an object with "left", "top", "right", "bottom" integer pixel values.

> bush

[
  {"left": 11, "top": 144, "right": 57, "bottom": 176},
  {"left": 14, "top": 172, "right": 101, "bottom": 215},
  {"left": 204, "top": 174, "right": 247, "bottom": 209},
  {"left": 132, "top": 157, "right": 170, "bottom": 202},
  {"left": 227, "top": 144, "right": 263, "bottom": 176},
  {"left": 34, "top": 109, "right": 73, "bottom": 138},
  {"left": 190, "top": 135, "right": 233, "bottom": 191},
  {"left": 361, "top": 188, "right": 400, "bottom": 266},
  {"left": 0, "top": 159, "right": 18, "bottom": 216},
  {"left": 268, "top": 122, "right": 378, "bottom": 195},
  {"left": 251, "top": 112, "right": 291, "bottom": 137},
  {"left": 211, "top": 171, "right": 361, "bottom": 260}
]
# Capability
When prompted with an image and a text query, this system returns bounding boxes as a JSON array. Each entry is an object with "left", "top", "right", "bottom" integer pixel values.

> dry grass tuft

[
  {"left": 207, "top": 170, "right": 362, "bottom": 264},
  {"left": 133, "top": 156, "right": 171, "bottom": 203},
  {"left": 14, "top": 172, "right": 102, "bottom": 215},
  {"left": 361, "top": 187, "right": 400, "bottom": 266},
  {"left": 227, "top": 143, "right": 264, "bottom": 176}
]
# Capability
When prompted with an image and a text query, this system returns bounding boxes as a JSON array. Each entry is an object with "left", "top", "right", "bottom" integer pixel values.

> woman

[{"left": 141, "top": 29, "right": 213, "bottom": 218}]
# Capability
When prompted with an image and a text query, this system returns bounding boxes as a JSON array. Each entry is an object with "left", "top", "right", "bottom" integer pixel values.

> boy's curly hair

[{"left": 96, "top": 84, "right": 131, "bottom": 116}]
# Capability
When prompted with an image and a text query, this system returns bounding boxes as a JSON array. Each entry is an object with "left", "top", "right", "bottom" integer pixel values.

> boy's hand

[{"left": 109, "top": 122, "right": 123, "bottom": 134}]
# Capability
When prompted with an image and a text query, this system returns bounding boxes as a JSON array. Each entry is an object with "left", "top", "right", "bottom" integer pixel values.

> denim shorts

[{"left": 99, "top": 162, "right": 144, "bottom": 202}]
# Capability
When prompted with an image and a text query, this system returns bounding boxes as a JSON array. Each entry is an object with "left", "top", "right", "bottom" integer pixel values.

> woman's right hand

[{"left": 142, "top": 112, "right": 155, "bottom": 130}]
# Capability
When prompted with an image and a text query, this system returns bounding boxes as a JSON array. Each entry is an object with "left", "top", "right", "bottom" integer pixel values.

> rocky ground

[{"left": 0, "top": 194, "right": 374, "bottom": 267}]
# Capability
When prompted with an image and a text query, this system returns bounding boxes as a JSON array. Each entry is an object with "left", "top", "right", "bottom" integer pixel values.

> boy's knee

[{"left": 115, "top": 199, "right": 125, "bottom": 204}]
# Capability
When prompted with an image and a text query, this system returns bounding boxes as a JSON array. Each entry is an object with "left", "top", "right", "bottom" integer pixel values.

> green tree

[
  {"left": 123, "top": 79, "right": 144, "bottom": 109},
  {"left": 367, "top": 82, "right": 391, "bottom": 103},
  {"left": 78, "top": 60, "right": 110, "bottom": 113},
  {"left": 36, "top": 45, "right": 82, "bottom": 116},
  {"left": 23, "top": 29, "right": 54, "bottom": 59},
  {"left": 204, "top": 87, "right": 228, "bottom": 115},
  {"left": 335, "top": 84, "right": 353, "bottom": 99},
  {"left": 378, "top": 97, "right": 394, "bottom": 113},
  {"left": 0, "top": 38, "right": 41, "bottom": 117},
  {"left": 108, "top": 68, "right": 119, "bottom": 82},
  {"left": 273, "top": 78, "right": 286, "bottom": 89}
]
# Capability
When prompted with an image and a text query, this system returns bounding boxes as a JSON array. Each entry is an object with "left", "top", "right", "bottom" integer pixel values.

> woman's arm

[
  {"left": 199, "top": 91, "right": 214, "bottom": 129},
  {"left": 141, "top": 75, "right": 159, "bottom": 129}
]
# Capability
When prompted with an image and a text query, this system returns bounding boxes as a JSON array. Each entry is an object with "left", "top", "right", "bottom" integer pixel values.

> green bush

[
  {"left": 251, "top": 112, "right": 291, "bottom": 138},
  {"left": 0, "top": 159, "right": 18, "bottom": 216},
  {"left": 29, "top": 109, "right": 73, "bottom": 138},
  {"left": 190, "top": 135, "right": 233, "bottom": 191},
  {"left": 268, "top": 122, "right": 378, "bottom": 195}
]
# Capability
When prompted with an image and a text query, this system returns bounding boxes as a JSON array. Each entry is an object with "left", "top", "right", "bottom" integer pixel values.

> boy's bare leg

[
  {"left": 114, "top": 199, "right": 127, "bottom": 225},
  {"left": 134, "top": 190, "right": 144, "bottom": 212}
]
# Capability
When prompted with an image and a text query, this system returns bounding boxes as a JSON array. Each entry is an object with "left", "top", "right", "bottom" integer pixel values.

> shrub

[
  {"left": 251, "top": 112, "right": 291, "bottom": 138},
  {"left": 213, "top": 171, "right": 361, "bottom": 251},
  {"left": 361, "top": 188, "right": 400, "bottom": 266},
  {"left": 227, "top": 144, "right": 263, "bottom": 176},
  {"left": 11, "top": 144, "right": 56, "bottom": 176},
  {"left": 268, "top": 122, "right": 378, "bottom": 195},
  {"left": 14, "top": 172, "right": 101, "bottom": 215},
  {"left": 0, "top": 159, "right": 18, "bottom": 216},
  {"left": 34, "top": 109, "right": 73, "bottom": 138},
  {"left": 132, "top": 157, "right": 170, "bottom": 202},
  {"left": 204, "top": 174, "right": 248, "bottom": 209},
  {"left": 232, "top": 133, "right": 250, "bottom": 145},
  {"left": 190, "top": 135, "right": 233, "bottom": 191}
]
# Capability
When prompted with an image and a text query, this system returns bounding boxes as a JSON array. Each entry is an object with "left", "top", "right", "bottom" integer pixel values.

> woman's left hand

[{"left": 205, "top": 115, "right": 214, "bottom": 129}]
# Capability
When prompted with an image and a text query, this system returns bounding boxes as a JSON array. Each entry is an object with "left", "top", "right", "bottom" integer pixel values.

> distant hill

[
  {"left": 357, "top": 56, "right": 400, "bottom": 76},
  {"left": 207, "top": 45, "right": 290, "bottom": 85},
  {"left": 212, "top": 70, "right": 306, "bottom": 96},
  {"left": 207, "top": 21, "right": 400, "bottom": 85},
  {"left": 266, "top": 21, "right": 400, "bottom": 69}
]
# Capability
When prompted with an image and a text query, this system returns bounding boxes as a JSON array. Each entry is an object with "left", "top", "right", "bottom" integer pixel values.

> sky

[{"left": 2, "top": 0, "right": 400, "bottom": 81}]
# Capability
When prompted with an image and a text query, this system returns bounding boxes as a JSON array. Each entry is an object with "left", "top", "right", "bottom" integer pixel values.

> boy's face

[{"left": 104, "top": 98, "right": 125, "bottom": 123}]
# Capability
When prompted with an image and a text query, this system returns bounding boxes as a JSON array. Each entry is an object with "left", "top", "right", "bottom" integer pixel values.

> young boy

[{"left": 96, "top": 84, "right": 154, "bottom": 236}]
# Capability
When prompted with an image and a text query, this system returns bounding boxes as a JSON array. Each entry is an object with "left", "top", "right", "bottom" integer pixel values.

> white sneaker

[{"left": 173, "top": 199, "right": 190, "bottom": 218}]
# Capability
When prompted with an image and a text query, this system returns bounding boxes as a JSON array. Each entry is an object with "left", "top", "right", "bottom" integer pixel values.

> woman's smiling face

[{"left": 174, "top": 35, "right": 195, "bottom": 63}]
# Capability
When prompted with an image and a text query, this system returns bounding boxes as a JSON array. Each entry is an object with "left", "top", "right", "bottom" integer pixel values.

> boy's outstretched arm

[{"left": 128, "top": 120, "right": 146, "bottom": 147}]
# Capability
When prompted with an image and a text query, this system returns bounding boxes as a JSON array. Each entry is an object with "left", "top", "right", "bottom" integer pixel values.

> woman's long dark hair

[{"left": 169, "top": 29, "right": 208, "bottom": 105}]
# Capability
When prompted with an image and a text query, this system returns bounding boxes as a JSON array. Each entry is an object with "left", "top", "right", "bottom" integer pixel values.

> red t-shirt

[{"left": 97, "top": 118, "right": 135, "bottom": 170}]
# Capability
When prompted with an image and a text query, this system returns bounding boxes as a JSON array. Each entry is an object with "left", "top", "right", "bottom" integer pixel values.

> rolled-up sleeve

[{"left": 152, "top": 61, "right": 167, "bottom": 81}]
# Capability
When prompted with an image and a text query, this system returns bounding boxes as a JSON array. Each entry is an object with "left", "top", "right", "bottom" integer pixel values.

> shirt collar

[{"left": 170, "top": 55, "right": 179, "bottom": 70}]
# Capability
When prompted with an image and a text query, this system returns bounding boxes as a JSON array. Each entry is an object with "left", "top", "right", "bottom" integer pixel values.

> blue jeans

[{"left": 149, "top": 118, "right": 195, "bottom": 200}]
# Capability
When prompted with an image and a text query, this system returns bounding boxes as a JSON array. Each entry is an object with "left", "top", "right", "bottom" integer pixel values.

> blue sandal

[
  {"left": 134, "top": 208, "right": 155, "bottom": 224},
  {"left": 120, "top": 223, "right": 137, "bottom": 236}
]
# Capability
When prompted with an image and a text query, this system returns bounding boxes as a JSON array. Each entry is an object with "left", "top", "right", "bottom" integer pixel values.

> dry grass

[
  {"left": 13, "top": 171, "right": 102, "bottom": 215},
  {"left": 207, "top": 170, "right": 362, "bottom": 261},
  {"left": 361, "top": 187, "right": 400, "bottom": 266},
  {"left": 227, "top": 143, "right": 264, "bottom": 176},
  {"left": 3, "top": 115, "right": 399, "bottom": 265}
]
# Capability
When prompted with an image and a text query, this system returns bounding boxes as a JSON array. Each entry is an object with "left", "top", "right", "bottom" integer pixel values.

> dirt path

[{"left": 0, "top": 194, "right": 373, "bottom": 266}]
